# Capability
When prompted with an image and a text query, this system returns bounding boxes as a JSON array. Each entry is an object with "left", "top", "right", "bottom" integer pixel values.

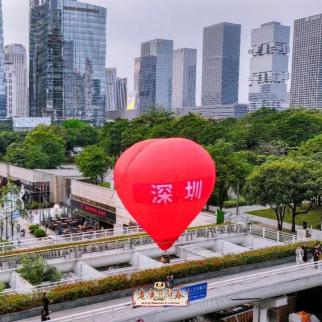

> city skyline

[{"left": 2, "top": 0, "right": 322, "bottom": 105}]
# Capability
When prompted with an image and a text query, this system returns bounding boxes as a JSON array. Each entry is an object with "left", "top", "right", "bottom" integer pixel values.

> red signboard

[{"left": 79, "top": 203, "right": 108, "bottom": 218}]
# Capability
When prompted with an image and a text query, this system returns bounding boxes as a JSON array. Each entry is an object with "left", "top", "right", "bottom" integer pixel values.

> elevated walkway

[{"left": 19, "top": 262, "right": 322, "bottom": 322}]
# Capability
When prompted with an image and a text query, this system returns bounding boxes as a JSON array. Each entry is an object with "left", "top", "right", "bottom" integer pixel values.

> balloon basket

[{"left": 160, "top": 254, "right": 170, "bottom": 264}]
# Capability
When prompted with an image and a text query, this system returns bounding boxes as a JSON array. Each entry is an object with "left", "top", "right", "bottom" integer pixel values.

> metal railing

[
  {"left": 0, "top": 225, "right": 144, "bottom": 253},
  {"left": 0, "top": 223, "right": 247, "bottom": 266},
  {"left": 249, "top": 224, "right": 308, "bottom": 243},
  {"left": 49, "top": 262, "right": 322, "bottom": 322}
]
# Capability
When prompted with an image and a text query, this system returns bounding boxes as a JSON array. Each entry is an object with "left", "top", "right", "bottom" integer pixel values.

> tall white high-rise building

[
  {"left": 4, "top": 44, "right": 28, "bottom": 117},
  {"left": 248, "top": 22, "right": 290, "bottom": 112},
  {"left": 290, "top": 14, "right": 322, "bottom": 109},
  {"left": 172, "top": 48, "right": 197, "bottom": 108}
]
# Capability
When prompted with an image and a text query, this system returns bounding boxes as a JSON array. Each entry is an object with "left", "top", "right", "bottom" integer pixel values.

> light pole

[{"left": 236, "top": 180, "right": 240, "bottom": 216}]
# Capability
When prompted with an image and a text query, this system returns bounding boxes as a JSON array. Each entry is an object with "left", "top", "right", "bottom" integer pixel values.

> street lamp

[{"left": 236, "top": 180, "right": 240, "bottom": 216}]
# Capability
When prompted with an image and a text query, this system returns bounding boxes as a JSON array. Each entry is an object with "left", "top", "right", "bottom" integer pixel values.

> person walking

[
  {"left": 302, "top": 245, "right": 308, "bottom": 263},
  {"left": 42, "top": 292, "right": 51, "bottom": 318},
  {"left": 41, "top": 309, "right": 50, "bottom": 321},
  {"left": 312, "top": 242, "right": 321, "bottom": 269},
  {"left": 168, "top": 275, "right": 175, "bottom": 289},
  {"left": 295, "top": 246, "right": 304, "bottom": 265}
]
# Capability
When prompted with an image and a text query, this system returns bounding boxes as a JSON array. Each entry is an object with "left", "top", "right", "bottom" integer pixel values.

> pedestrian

[
  {"left": 295, "top": 246, "right": 304, "bottom": 265},
  {"left": 166, "top": 276, "right": 170, "bottom": 288},
  {"left": 312, "top": 242, "right": 321, "bottom": 269},
  {"left": 42, "top": 292, "right": 51, "bottom": 317},
  {"left": 168, "top": 275, "right": 175, "bottom": 289},
  {"left": 20, "top": 228, "right": 26, "bottom": 238},
  {"left": 41, "top": 309, "right": 50, "bottom": 321},
  {"left": 302, "top": 245, "right": 308, "bottom": 263}
]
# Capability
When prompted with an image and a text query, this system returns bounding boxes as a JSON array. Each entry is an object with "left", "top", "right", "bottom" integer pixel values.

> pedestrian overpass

[{"left": 48, "top": 262, "right": 322, "bottom": 322}]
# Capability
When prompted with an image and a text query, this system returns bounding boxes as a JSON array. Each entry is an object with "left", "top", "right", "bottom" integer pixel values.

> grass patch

[{"left": 249, "top": 206, "right": 322, "bottom": 229}]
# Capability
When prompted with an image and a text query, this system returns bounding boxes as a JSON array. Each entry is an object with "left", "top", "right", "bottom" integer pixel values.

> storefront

[{"left": 71, "top": 198, "right": 116, "bottom": 229}]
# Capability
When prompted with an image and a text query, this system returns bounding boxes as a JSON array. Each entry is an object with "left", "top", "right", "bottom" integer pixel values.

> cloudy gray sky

[{"left": 2, "top": 0, "right": 322, "bottom": 104}]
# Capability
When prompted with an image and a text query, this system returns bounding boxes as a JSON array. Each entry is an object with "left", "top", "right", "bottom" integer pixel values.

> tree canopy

[{"left": 75, "top": 145, "right": 114, "bottom": 184}]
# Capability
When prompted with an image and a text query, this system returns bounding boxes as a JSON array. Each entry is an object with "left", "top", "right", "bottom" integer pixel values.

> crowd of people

[{"left": 295, "top": 242, "right": 322, "bottom": 268}]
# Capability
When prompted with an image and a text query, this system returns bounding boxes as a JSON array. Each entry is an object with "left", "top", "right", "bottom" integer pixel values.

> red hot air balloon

[{"left": 114, "top": 138, "right": 216, "bottom": 250}]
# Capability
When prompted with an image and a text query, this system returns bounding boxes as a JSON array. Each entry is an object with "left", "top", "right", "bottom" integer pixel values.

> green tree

[
  {"left": 18, "top": 256, "right": 61, "bottom": 285},
  {"left": 25, "top": 125, "right": 66, "bottom": 168},
  {"left": 76, "top": 145, "right": 114, "bottom": 184},
  {"left": 245, "top": 159, "right": 315, "bottom": 231},
  {"left": 0, "top": 131, "right": 25, "bottom": 158},
  {"left": 5, "top": 143, "right": 49, "bottom": 169},
  {"left": 18, "top": 256, "right": 45, "bottom": 285},
  {"left": 207, "top": 140, "right": 251, "bottom": 210},
  {"left": 297, "top": 134, "right": 322, "bottom": 157},
  {"left": 100, "top": 118, "right": 130, "bottom": 156},
  {"left": 62, "top": 119, "right": 98, "bottom": 150},
  {"left": 0, "top": 182, "right": 25, "bottom": 240}
]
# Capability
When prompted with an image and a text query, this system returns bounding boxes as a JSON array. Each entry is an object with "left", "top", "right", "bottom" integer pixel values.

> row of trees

[
  {"left": 246, "top": 137, "right": 322, "bottom": 231},
  {"left": 0, "top": 108, "right": 322, "bottom": 231}
]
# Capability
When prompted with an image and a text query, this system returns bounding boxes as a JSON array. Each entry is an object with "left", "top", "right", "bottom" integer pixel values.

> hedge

[
  {"left": 0, "top": 223, "right": 222, "bottom": 258},
  {"left": 0, "top": 240, "right": 317, "bottom": 315}
]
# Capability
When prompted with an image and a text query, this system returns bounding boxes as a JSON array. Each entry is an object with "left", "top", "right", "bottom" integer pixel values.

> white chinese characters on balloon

[
  {"left": 184, "top": 180, "right": 203, "bottom": 200},
  {"left": 150, "top": 180, "right": 204, "bottom": 204},
  {"left": 151, "top": 184, "right": 173, "bottom": 204}
]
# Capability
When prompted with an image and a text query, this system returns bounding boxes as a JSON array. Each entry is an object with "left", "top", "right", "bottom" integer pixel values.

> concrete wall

[
  {"left": 5, "top": 164, "right": 50, "bottom": 183},
  {"left": 71, "top": 180, "right": 134, "bottom": 226},
  {"left": 130, "top": 252, "right": 163, "bottom": 269},
  {"left": 10, "top": 272, "right": 34, "bottom": 293},
  {"left": 82, "top": 250, "right": 133, "bottom": 269},
  {"left": 74, "top": 261, "right": 105, "bottom": 280},
  {"left": 0, "top": 269, "right": 34, "bottom": 292}
]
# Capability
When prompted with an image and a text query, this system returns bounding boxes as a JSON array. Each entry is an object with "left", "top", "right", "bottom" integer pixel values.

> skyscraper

[
  {"left": 4, "top": 44, "right": 28, "bottom": 117},
  {"left": 4, "top": 63, "right": 16, "bottom": 118},
  {"left": 172, "top": 48, "right": 197, "bottom": 108},
  {"left": 0, "top": 0, "right": 6, "bottom": 119},
  {"left": 29, "top": 0, "right": 107, "bottom": 123},
  {"left": 106, "top": 68, "right": 127, "bottom": 111},
  {"left": 134, "top": 57, "right": 140, "bottom": 109},
  {"left": 106, "top": 68, "right": 117, "bottom": 111},
  {"left": 116, "top": 77, "right": 127, "bottom": 111},
  {"left": 248, "top": 22, "right": 290, "bottom": 112},
  {"left": 138, "top": 55, "right": 157, "bottom": 112},
  {"left": 290, "top": 14, "right": 322, "bottom": 109},
  {"left": 138, "top": 39, "right": 173, "bottom": 111},
  {"left": 201, "top": 22, "right": 241, "bottom": 106}
]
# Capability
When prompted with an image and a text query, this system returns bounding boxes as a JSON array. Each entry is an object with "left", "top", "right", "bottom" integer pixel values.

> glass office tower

[
  {"left": 202, "top": 22, "right": 241, "bottom": 106},
  {"left": 138, "top": 39, "right": 173, "bottom": 111},
  {"left": 290, "top": 14, "right": 322, "bottom": 109},
  {"left": 29, "top": 0, "right": 107, "bottom": 123}
]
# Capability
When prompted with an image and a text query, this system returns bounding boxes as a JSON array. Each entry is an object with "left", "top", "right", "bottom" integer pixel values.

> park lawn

[{"left": 249, "top": 206, "right": 322, "bottom": 229}]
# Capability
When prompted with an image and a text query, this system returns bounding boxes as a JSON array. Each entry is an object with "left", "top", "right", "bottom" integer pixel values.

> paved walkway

[{"left": 18, "top": 261, "right": 296, "bottom": 322}]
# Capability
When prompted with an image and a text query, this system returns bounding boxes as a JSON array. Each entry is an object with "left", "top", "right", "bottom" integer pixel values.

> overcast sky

[{"left": 2, "top": 0, "right": 322, "bottom": 104}]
